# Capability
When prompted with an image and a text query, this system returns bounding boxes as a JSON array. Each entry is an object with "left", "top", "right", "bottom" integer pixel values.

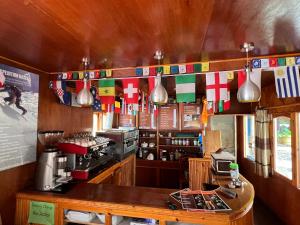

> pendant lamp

[
  {"left": 77, "top": 57, "right": 94, "bottom": 106},
  {"left": 150, "top": 50, "right": 168, "bottom": 105},
  {"left": 237, "top": 42, "right": 261, "bottom": 103}
]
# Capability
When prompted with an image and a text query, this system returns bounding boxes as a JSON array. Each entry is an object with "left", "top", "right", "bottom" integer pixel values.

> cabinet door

[{"left": 114, "top": 155, "right": 136, "bottom": 186}]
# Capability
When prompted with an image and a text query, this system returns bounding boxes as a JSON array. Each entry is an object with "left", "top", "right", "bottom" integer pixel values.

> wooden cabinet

[
  {"left": 113, "top": 154, "right": 136, "bottom": 186},
  {"left": 89, "top": 154, "right": 136, "bottom": 186}
]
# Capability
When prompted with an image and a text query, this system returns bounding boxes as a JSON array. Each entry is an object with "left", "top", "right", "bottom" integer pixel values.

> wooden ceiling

[{"left": 1, "top": 0, "right": 300, "bottom": 72}]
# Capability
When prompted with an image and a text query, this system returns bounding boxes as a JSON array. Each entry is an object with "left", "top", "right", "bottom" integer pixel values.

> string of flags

[{"left": 50, "top": 55, "right": 300, "bottom": 116}]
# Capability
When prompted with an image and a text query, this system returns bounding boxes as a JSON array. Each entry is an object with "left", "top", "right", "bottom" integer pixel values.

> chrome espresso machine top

[{"left": 96, "top": 128, "right": 139, "bottom": 161}]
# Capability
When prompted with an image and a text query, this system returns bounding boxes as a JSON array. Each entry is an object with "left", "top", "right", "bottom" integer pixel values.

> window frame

[
  {"left": 272, "top": 115, "right": 293, "bottom": 182},
  {"left": 243, "top": 115, "right": 255, "bottom": 161}
]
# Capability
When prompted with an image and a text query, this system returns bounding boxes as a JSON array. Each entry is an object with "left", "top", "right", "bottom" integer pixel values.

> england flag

[{"left": 274, "top": 66, "right": 300, "bottom": 98}]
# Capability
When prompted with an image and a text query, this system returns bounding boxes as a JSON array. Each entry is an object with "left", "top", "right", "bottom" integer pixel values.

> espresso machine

[
  {"left": 35, "top": 131, "right": 72, "bottom": 191},
  {"left": 58, "top": 134, "right": 116, "bottom": 180}
]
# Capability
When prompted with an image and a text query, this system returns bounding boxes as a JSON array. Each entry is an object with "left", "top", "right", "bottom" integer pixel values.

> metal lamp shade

[
  {"left": 77, "top": 79, "right": 94, "bottom": 106},
  {"left": 237, "top": 67, "right": 261, "bottom": 103},
  {"left": 150, "top": 74, "right": 168, "bottom": 105}
]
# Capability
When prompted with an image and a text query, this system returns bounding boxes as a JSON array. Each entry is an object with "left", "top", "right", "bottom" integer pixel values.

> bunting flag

[
  {"left": 106, "top": 69, "right": 112, "bottom": 77},
  {"left": 186, "top": 64, "right": 194, "bottom": 73},
  {"left": 98, "top": 79, "right": 115, "bottom": 104},
  {"left": 170, "top": 65, "right": 179, "bottom": 74},
  {"left": 52, "top": 80, "right": 70, "bottom": 105},
  {"left": 178, "top": 65, "right": 186, "bottom": 74},
  {"left": 238, "top": 68, "right": 261, "bottom": 90},
  {"left": 89, "top": 71, "right": 95, "bottom": 79},
  {"left": 62, "top": 73, "right": 67, "bottom": 79},
  {"left": 163, "top": 65, "right": 170, "bottom": 74},
  {"left": 194, "top": 64, "right": 201, "bottom": 72},
  {"left": 252, "top": 59, "right": 261, "bottom": 68},
  {"left": 114, "top": 100, "right": 121, "bottom": 113},
  {"left": 79, "top": 72, "right": 84, "bottom": 79},
  {"left": 226, "top": 71, "right": 234, "bottom": 80},
  {"left": 136, "top": 68, "right": 143, "bottom": 76},
  {"left": 269, "top": 58, "right": 278, "bottom": 67},
  {"left": 206, "top": 72, "right": 228, "bottom": 101},
  {"left": 122, "top": 78, "right": 139, "bottom": 104},
  {"left": 175, "top": 75, "right": 196, "bottom": 103},
  {"left": 201, "top": 62, "right": 210, "bottom": 72},
  {"left": 278, "top": 58, "right": 286, "bottom": 66},
  {"left": 143, "top": 67, "right": 150, "bottom": 76},
  {"left": 95, "top": 71, "right": 100, "bottom": 79},
  {"left": 274, "top": 66, "right": 300, "bottom": 98},
  {"left": 296, "top": 57, "right": 300, "bottom": 65},
  {"left": 75, "top": 80, "right": 91, "bottom": 94},
  {"left": 260, "top": 59, "right": 270, "bottom": 68},
  {"left": 149, "top": 67, "right": 156, "bottom": 76},
  {"left": 286, "top": 57, "right": 296, "bottom": 66},
  {"left": 72, "top": 72, "right": 79, "bottom": 80},
  {"left": 0, "top": 71, "right": 5, "bottom": 88}
]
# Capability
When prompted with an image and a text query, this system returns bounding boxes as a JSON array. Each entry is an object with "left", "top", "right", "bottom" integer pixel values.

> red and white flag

[
  {"left": 238, "top": 68, "right": 261, "bottom": 90},
  {"left": 0, "top": 71, "right": 5, "bottom": 88},
  {"left": 206, "top": 72, "right": 228, "bottom": 101},
  {"left": 122, "top": 78, "right": 139, "bottom": 104}
]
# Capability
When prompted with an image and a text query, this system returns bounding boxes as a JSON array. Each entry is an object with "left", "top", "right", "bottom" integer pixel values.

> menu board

[
  {"left": 159, "top": 104, "right": 178, "bottom": 130},
  {"left": 119, "top": 114, "right": 136, "bottom": 127},
  {"left": 182, "top": 104, "right": 202, "bottom": 129},
  {"left": 139, "top": 110, "right": 157, "bottom": 129}
]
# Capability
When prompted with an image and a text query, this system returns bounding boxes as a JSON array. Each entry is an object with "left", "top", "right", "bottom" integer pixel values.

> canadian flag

[
  {"left": 122, "top": 78, "right": 139, "bottom": 104},
  {"left": 0, "top": 71, "right": 5, "bottom": 88}
]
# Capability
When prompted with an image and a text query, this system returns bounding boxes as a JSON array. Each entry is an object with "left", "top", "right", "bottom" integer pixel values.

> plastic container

[{"left": 229, "top": 163, "right": 239, "bottom": 181}]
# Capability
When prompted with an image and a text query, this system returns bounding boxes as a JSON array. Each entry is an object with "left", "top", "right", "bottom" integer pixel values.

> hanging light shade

[
  {"left": 237, "top": 66, "right": 261, "bottom": 102},
  {"left": 77, "top": 78, "right": 94, "bottom": 106},
  {"left": 150, "top": 73, "right": 168, "bottom": 105}
]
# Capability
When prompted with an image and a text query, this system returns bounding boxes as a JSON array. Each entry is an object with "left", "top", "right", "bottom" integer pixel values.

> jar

[
  {"left": 161, "top": 150, "right": 168, "bottom": 161},
  {"left": 193, "top": 139, "right": 198, "bottom": 146},
  {"left": 186, "top": 139, "right": 190, "bottom": 146},
  {"left": 174, "top": 139, "right": 178, "bottom": 145},
  {"left": 169, "top": 152, "right": 174, "bottom": 161},
  {"left": 138, "top": 148, "right": 143, "bottom": 158},
  {"left": 182, "top": 139, "right": 186, "bottom": 146},
  {"left": 178, "top": 139, "right": 182, "bottom": 145},
  {"left": 171, "top": 138, "right": 175, "bottom": 145}
]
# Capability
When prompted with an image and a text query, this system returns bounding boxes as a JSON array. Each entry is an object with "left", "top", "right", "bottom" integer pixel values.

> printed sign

[
  {"left": 28, "top": 201, "right": 55, "bottom": 225},
  {"left": 0, "top": 64, "right": 39, "bottom": 171}
]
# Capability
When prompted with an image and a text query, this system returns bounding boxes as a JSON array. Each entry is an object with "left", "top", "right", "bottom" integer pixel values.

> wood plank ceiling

[{"left": 0, "top": 0, "right": 300, "bottom": 73}]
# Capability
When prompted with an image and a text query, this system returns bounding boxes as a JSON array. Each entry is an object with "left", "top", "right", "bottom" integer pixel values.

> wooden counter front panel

[
  {"left": 89, "top": 154, "right": 136, "bottom": 186},
  {"left": 189, "top": 158, "right": 211, "bottom": 190}
]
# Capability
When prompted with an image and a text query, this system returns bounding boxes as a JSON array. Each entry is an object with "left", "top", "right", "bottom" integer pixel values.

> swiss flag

[
  {"left": 122, "top": 78, "right": 139, "bottom": 104},
  {"left": 0, "top": 71, "right": 5, "bottom": 88}
]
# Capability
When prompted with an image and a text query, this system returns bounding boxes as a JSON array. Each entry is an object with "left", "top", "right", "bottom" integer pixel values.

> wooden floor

[{"left": 254, "top": 198, "right": 285, "bottom": 225}]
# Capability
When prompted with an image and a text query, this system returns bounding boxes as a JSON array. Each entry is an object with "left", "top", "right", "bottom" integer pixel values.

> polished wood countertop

[{"left": 16, "top": 174, "right": 254, "bottom": 225}]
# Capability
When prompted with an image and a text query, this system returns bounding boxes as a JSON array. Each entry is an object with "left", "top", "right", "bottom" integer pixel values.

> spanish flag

[{"left": 98, "top": 79, "right": 115, "bottom": 104}]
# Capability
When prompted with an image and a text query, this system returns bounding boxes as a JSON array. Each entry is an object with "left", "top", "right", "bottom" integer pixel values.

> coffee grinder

[{"left": 35, "top": 131, "right": 72, "bottom": 191}]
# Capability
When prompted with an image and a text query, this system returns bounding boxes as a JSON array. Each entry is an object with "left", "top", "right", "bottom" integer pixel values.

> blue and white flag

[{"left": 274, "top": 66, "right": 300, "bottom": 98}]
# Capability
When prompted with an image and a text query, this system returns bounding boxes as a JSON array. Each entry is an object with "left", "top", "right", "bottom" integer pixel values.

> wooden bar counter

[{"left": 15, "top": 172, "right": 254, "bottom": 225}]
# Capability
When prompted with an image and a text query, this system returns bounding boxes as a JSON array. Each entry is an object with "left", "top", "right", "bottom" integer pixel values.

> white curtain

[{"left": 255, "top": 109, "right": 272, "bottom": 178}]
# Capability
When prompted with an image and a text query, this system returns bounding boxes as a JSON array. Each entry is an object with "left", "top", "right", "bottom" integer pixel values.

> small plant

[{"left": 278, "top": 126, "right": 291, "bottom": 138}]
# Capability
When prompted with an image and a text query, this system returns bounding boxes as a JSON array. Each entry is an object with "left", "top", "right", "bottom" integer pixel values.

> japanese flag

[{"left": 0, "top": 71, "right": 5, "bottom": 88}]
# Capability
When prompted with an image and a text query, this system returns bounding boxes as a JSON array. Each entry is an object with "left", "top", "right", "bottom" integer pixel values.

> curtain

[{"left": 255, "top": 109, "right": 272, "bottom": 178}]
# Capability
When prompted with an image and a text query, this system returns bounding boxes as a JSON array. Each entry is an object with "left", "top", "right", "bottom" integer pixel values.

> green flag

[{"left": 175, "top": 75, "right": 196, "bottom": 103}]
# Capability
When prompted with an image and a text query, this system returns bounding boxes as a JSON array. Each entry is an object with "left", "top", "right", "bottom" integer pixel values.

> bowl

[
  {"left": 149, "top": 142, "right": 155, "bottom": 148},
  {"left": 141, "top": 142, "right": 148, "bottom": 148}
]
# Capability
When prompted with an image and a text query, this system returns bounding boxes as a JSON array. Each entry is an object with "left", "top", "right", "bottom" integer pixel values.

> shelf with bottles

[{"left": 158, "top": 148, "right": 201, "bottom": 162}]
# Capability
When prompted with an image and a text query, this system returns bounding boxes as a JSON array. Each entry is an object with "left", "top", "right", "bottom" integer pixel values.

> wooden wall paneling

[
  {"left": 189, "top": 158, "right": 211, "bottom": 190},
  {"left": 238, "top": 83, "right": 300, "bottom": 225}
]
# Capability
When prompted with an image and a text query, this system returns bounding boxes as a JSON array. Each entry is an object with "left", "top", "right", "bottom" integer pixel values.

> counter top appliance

[{"left": 96, "top": 128, "right": 139, "bottom": 161}]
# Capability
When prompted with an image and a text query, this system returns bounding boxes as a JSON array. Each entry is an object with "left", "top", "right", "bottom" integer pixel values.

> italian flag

[{"left": 175, "top": 75, "right": 196, "bottom": 103}]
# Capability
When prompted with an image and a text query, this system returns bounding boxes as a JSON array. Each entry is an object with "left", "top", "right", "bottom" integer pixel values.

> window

[
  {"left": 274, "top": 116, "right": 292, "bottom": 179},
  {"left": 244, "top": 115, "right": 255, "bottom": 160}
]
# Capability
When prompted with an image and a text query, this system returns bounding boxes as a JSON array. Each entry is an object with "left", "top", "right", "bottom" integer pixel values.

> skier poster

[{"left": 0, "top": 64, "right": 39, "bottom": 171}]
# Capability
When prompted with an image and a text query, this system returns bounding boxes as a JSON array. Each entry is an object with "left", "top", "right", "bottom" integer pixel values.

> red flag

[
  {"left": 95, "top": 71, "right": 100, "bottom": 79},
  {"left": 114, "top": 101, "right": 121, "bottom": 113},
  {"left": 269, "top": 58, "right": 278, "bottom": 67},
  {"left": 122, "top": 78, "right": 139, "bottom": 104},
  {"left": 67, "top": 72, "right": 72, "bottom": 79},
  {"left": 75, "top": 80, "right": 91, "bottom": 94},
  {"left": 224, "top": 91, "right": 231, "bottom": 111},
  {"left": 148, "top": 76, "right": 156, "bottom": 94},
  {"left": 186, "top": 64, "right": 194, "bottom": 73},
  {"left": 238, "top": 71, "right": 246, "bottom": 88},
  {"left": 149, "top": 67, "right": 156, "bottom": 76}
]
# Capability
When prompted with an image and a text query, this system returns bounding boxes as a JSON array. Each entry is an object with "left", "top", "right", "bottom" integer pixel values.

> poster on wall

[{"left": 0, "top": 64, "right": 39, "bottom": 171}]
